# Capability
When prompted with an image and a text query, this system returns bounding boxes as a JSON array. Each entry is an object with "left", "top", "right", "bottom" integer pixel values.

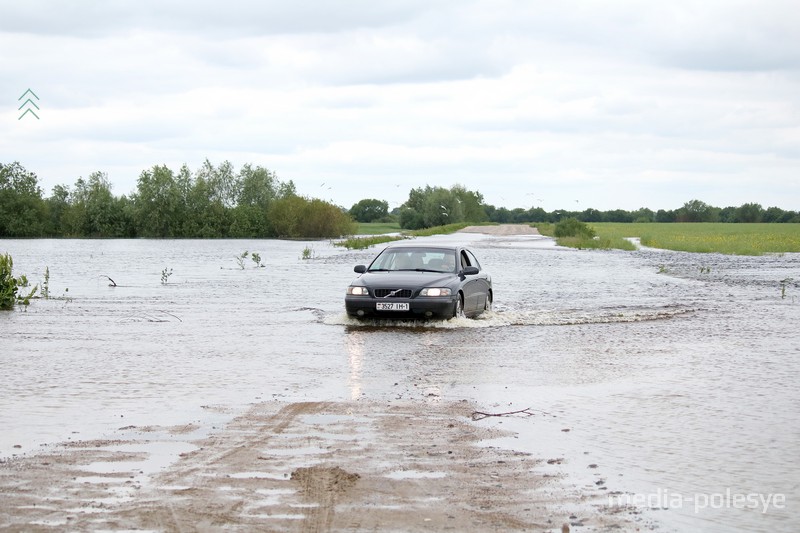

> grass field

[
  {"left": 357, "top": 221, "right": 800, "bottom": 255},
  {"left": 586, "top": 223, "right": 800, "bottom": 255},
  {"left": 354, "top": 222, "right": 402, "bottom": 235}
]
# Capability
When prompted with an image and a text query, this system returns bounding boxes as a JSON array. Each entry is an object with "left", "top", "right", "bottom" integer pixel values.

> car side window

[
  {"left": 465, "top": 250, "right": 481, "bottom": 270},
  {"left": 460, "top": 251, "right": 470, "bottom": 269}
]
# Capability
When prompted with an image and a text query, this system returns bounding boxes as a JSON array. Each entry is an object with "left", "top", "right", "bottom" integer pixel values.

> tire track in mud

[{"left": 0, "top": 400, "right": 637, "bottom": 532}]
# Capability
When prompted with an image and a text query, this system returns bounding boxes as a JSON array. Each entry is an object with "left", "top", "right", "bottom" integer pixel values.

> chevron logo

[{"left": 18, "top": 88, "right": 40, "bottom": 120}]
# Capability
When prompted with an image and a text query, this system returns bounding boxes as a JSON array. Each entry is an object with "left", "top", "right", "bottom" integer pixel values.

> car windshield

[{"left": 369, "top": 248, "right": 457, "bottom": 273}]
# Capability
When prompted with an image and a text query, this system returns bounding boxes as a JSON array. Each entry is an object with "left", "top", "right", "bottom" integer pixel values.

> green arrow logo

[{"left": 18, "top": 88, "right": 40, "bottom": 120}]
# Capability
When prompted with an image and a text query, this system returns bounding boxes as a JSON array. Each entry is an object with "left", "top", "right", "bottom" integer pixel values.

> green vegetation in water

[
  {"left": 538, "top": 218, "right": 636, "bottom": 251},
  {"left": 333, "top": 235, "right": 406, "bottom": 250},
  {"left": 161, "top": 267, "right": 173, "bottom": 285},
  {"left": 41, "top": 266, "right": 50, "bottom": 298},
  {"left": 251, "top": 252, "right": 264, "bottom": 268},
  {"left": 406, "top": 222, "right": 477, "bottom": 237},
  {"left": 235, "top": 251, "right": 249, "bottom": 269},
  {"left": 1, "top": 253, "right": 37, "bottom": 309},
  {"left": 301, "top": 246, "right": 315, "bottom": 260},
  {"left": 780, "top": 277, "right": 794, "bottom": 299}
]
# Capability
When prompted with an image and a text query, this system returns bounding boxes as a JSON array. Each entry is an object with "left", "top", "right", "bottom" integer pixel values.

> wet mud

[{"left": 0, "top": 401, "right": 635, "bottom": 532}]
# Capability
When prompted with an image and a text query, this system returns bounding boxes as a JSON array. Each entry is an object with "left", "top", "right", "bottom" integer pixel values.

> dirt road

[
  {"left": 458, "top": 224, "right": 541, "bottom": 236},
  {"left": 0, "top": 400, "right": 636, "bottom": 532}
]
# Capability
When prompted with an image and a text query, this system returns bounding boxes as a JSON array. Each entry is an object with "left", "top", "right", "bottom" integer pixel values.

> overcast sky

[{"left": 3, "top": 0, "right": 799, "bottom": 212}]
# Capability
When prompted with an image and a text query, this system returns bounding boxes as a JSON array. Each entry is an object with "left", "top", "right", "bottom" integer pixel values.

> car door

[{"left": 458, "top": 249, "right": 487, "bottom": 313}]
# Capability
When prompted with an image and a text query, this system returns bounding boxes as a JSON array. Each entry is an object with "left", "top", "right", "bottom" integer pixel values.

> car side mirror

[
  {"left": 354, "top": 265, "right": 366, "bottom": 273},
  {"left": 461, "top": 266, "right": 479, "bottom": 276}
]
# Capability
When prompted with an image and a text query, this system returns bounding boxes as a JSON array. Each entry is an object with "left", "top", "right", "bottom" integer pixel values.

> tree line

[
  {"left": 0, "top": 161, "right": 354, "bottom": 238},
  {"left": 350, "top": 188, "right": 799, "bottom": 227},
  {"left": 2, "top": 160, "right": 798, "bottom": 239}
]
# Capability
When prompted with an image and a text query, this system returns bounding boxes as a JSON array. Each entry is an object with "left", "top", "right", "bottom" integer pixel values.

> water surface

[{"left": 1, "top": 235, "right": 798, "bottom": 532}]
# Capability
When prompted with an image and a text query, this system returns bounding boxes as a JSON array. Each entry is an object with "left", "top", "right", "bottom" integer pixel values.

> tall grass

[
  {"left": 536, "top": 222, "right": 800, "bottom": 255},
  {"left": 333, "top": 235, "right": 406, "bottom": 250},
  {"left": 406, "top": 222, "right": 477, "bottom": 237},
  {"left": 590, "top": 223, "right": 800, "bottom": 255},
  {"left": 536, "top": 221, "right": 635, "bottom": 251},
  {"left": 355, "top": 222, "right": 402, "bottom": 235}
]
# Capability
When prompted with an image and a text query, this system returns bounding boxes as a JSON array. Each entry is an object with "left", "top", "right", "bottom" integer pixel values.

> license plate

[{"left": 376, "top": 302, "right": 410, "bottom": 311}]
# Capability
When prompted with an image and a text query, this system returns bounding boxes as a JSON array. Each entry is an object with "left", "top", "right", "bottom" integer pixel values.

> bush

[
  {"left": 0, "top": 253, "right": 36, "bottom": 309},
  {"left": 554, "top": 218, "right": 595, "bottom": 238}
]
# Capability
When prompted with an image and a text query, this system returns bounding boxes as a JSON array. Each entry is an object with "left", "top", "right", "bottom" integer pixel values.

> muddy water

[{"left": 1, "top": 234, "right": 798, "bottom": 532}]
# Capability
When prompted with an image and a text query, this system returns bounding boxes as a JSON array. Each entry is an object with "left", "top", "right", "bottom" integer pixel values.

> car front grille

[{"left": 374, "top": 288, "right": 413, "bottom": 298}]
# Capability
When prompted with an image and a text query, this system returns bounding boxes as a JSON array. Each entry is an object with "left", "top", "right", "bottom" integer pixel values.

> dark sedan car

[{"left": 345, "top": 243, "right": 493, "bottom": 320}]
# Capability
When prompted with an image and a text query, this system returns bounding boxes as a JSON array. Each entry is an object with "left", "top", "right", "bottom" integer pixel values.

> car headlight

[
  {"left": 419, "top": 287, "right": 451, "bottom": 297},
  {"left": 347, "top": 286, "right": 369, "bottom": 296}
]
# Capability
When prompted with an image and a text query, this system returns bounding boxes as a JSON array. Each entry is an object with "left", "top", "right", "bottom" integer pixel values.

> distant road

[{"left": 457, "top": 224, "right": 540, "bottom": 236}]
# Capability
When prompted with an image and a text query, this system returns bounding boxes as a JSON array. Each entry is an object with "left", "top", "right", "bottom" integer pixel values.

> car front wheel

[{"left": 453, "top": 294, "right": 465, "bottom": 319}]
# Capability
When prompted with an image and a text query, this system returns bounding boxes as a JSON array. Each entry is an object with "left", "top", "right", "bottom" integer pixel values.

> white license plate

[{"left": 376, "top": 302, "right": 410, "bottom": 311}]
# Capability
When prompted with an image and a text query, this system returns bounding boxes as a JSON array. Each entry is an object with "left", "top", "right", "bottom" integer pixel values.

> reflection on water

[
  {"left": 345, "top": 330, "right": 364, "bottom": 400},
  {"left": 1, "top": 236, "right": 799, "bottom": 532}
]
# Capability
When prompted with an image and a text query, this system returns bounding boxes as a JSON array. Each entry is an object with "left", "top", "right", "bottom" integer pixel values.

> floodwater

[{"left": 1, "top": 233, "right": 798, "bottom": 532}]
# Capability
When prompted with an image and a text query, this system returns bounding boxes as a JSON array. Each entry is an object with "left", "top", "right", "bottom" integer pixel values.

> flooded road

[{"left": 1, "top": 233, "right": 798, "bottom": 532}]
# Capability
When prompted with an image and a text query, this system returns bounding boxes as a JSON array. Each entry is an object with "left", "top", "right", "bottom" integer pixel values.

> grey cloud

[{"left": 1, "top": 0, "right": 442, "bottom": 38}]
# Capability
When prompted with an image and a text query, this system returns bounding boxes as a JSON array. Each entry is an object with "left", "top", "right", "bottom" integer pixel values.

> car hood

[{"left": 353, "top": 271, "right": 456, "bottom": 289}]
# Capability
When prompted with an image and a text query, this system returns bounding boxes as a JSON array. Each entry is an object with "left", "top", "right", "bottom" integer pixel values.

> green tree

[
  {"left": 196, "top": 159, "right": 237, "bottom": 208},
  {"left": 0, "top": 161, "right": 47, "bottom": 237},
  {"left": 399, "top": 184, "right": 487, "bottom": 229},
  {"left": 237, "top": 164, "right": 278, "bottom": 209},
  {"left": 300, "top": 199, "right": 356, "bottom": 238},
  {"left": 604, "top": 209, "right": 634, "bottom": 223},
  {"left": 451, "top": 185, "right": 488, "bottom": 223},
  {"left": 133, "top": 165, "right": 181, "bottom": 237},
  {"left": 269, "top": 196, "right": 355, "bottom": 238},
  {"left": 655, "top": 209, "right": 676, "bottom": 223},
  {"left": 527, "top": 206, "right": 549, "bottom": 222},
  {"left": 632, "top": 207, "right": 655, "bottom": 223},
  {"left": 268, "top": 195, "right": 307, "bottom": 238},
  {"left": 69, "top": 171, "right": 130, "bottom": 237},
  {"left": 229, "top": 164, "right": 279, "bottom": 237},
  {"left": 182, "top": 175, "right": 229, "bottom": 238},
  {"left": 46, "top": 184, "right": 72, "bottom": 236},
  {"left": 399, "top": 207, "right": 426, "bottom": 229},
  {"left": 763, "top": 206, "right": 794, "bottom": 223},
  {"left": 676, "top": 199, "right": 718, "bottom": 222},
  {"left": 488, "top": 206, "right": 511, "bottom": 223},
  {"left": 734, "top": 203, "right": 763, "bottom": 223},
  {"left": 580, "top": 208, "right": 603, "bottom": 222},
  {"left": 350, "top": 198, "right": 389, "bottom": 223}
]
